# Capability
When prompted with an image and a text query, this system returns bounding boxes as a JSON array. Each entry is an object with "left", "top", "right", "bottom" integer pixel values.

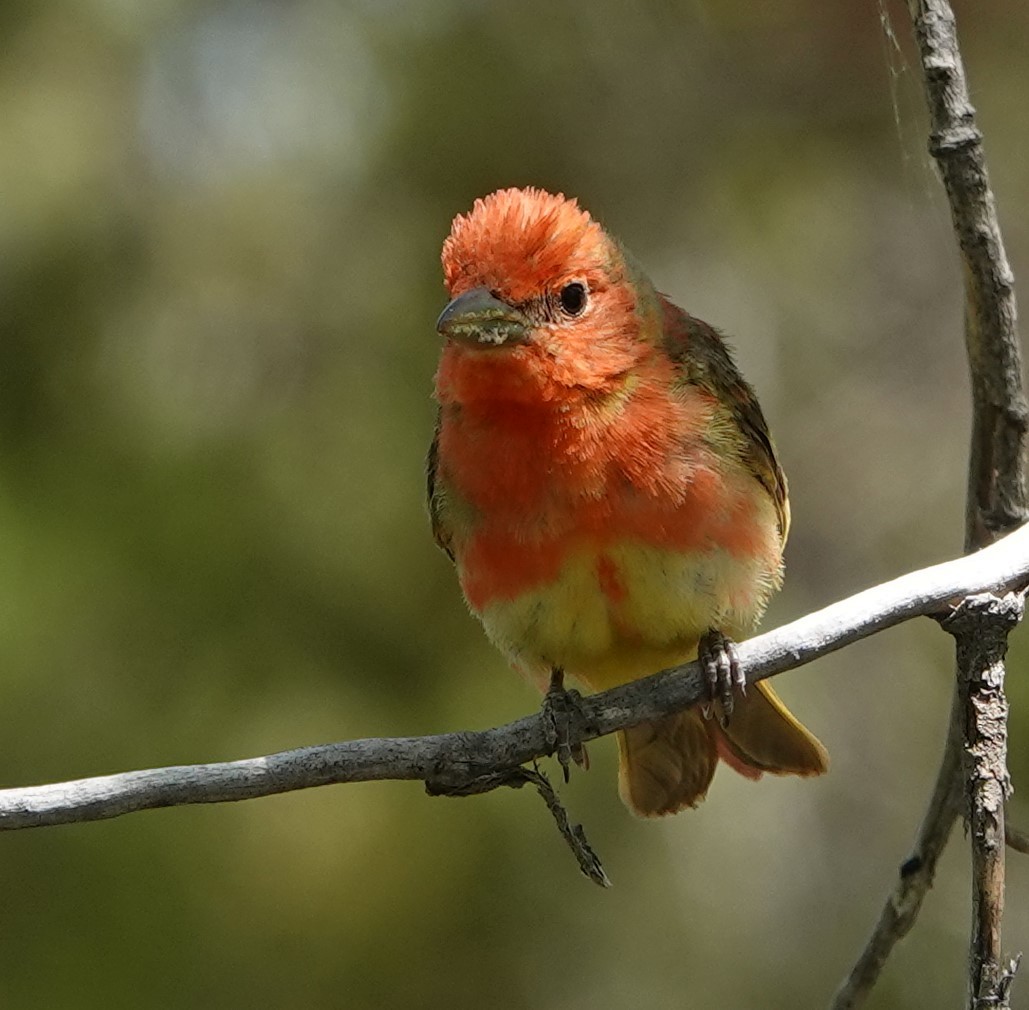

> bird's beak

[{"left": 436, "top": 287, "right": 529, "bottom": 348}]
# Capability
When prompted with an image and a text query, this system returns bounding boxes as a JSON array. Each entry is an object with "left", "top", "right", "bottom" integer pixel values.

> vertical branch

[
  {"left": 944, "top": 593, "right": 1023, "bottom": 1009},
  {"left": 911, "top": 0, "right": 1029, "bottom": 547},
  {"left": 831, "top": 1, "right": 1027, "bottom": 1006}
]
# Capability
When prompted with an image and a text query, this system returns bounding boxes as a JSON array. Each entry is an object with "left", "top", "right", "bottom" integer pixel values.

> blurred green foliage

[{"left": 1, "top": 1, "right": 1028, "bottom": 1007}]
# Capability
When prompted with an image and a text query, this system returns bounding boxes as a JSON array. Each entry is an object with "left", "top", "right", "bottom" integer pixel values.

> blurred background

[{"left": 1, "top": 1, "right": 1028, "bottom": 1006}]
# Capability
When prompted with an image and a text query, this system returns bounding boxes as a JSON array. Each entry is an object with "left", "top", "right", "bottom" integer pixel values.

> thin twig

[
  {"left": 0, "top": 522, "right": 1027, "bottom": 832},
  {"left": 521, "top": 767, "right": 611, "bottom": 888},
  {"left": 832, "top": 1, "right": 1027, "bottom": 1005},
  {"left": 944, "top": 593, "right": 1022, "bottom": 1009},
  {"left": 427, "top": 764, "right": 611, "bottom": 887}
]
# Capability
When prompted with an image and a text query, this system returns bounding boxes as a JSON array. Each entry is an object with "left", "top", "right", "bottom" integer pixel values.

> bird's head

[{"left": 436, "top": 188, "right": 662, "bottom": 402}]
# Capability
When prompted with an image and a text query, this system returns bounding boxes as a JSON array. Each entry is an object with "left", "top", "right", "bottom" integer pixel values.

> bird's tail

[
  {"left": 617, "top": 710, "right": 718, "bottom": 816},
  {"left": 617, "top": 682, "right": 828, "bottom": 817}
]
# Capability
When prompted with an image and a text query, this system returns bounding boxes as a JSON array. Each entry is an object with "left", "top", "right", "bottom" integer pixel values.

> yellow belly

[{"left": 475, "top": 538, "right": 780, "bottom": 692}]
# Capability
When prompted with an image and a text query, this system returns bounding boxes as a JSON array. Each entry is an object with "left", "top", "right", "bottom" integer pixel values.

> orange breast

[{"left": 436, "top": 353, "right": 772, "bottom": 613}]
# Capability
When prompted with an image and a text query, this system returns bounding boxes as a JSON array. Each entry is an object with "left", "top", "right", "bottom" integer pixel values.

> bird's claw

[
  {"left": 542, "top": 668, "right": 590, "bottom": 782},
  {"left": 698, "top": 630, "right": 744, "bottom": 726}
]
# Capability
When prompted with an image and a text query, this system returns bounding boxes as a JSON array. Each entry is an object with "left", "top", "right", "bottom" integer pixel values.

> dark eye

[{"left": 558, "top": 282, "right": 587, "bottom": 317}]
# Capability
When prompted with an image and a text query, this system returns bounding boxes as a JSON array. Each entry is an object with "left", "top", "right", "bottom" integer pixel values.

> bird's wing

[
  {"left": 426, "top": 414, "right": 456, "bottom": 561},
  {"left": 661, "top": 302, "right": 790, "bottom": 543}
]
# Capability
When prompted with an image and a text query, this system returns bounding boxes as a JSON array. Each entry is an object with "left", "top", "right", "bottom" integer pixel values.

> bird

[{"left": 427, "top": 187, "right": 827, "bottom": 816}]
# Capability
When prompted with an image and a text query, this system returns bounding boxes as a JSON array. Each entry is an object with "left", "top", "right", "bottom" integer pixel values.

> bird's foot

[
  {"left": 542, "top": 668, "right": 591, "bottom": 782},
  {"left": 698, "top": 629, "right": 744, "bottom": 726}
]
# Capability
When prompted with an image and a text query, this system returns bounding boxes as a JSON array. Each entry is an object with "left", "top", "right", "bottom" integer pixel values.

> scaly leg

[
  {"left": 542, "top": 667, "right": 590, "bottom": 781},
  {"left": 698, "top": 629, "right": 744, "bottom": 724}
]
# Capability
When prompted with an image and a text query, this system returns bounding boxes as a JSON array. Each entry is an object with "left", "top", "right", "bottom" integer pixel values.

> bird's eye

[{"left": 558, "top": 282, "right": 588, "bottom": 317}]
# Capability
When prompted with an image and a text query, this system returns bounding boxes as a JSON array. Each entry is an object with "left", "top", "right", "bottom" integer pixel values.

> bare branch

[
  {"left": 834, "top": 1, "right": 1027, "bottom": 1005},
  {"left": 0, "top": 522, "right": 1027, "bottom": 833},
  {"left": 944, "top": 593, "right": 1023, "bottom": 1009},
  {"left": 427, "top": 764, "right": 611, "bottom": 887},
  {"left": 902, "top": 0, "right": 1027, "bottom": 549},
  {"left": 914, "top": 20, "right": 1029, "bottom": 549}
]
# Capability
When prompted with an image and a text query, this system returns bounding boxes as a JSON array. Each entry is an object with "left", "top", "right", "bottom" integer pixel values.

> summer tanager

[{"left": 428, "top": 187, "right": 828, "bottom": 816}]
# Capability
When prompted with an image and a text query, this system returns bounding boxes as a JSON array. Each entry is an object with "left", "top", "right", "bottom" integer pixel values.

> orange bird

[{"left": 428, "top": 188, "right": 827, "bottom": 816}]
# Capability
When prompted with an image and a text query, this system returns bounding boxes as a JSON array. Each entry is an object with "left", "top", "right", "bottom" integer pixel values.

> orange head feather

[
  {"left": 442, "top": 188, "right": 611, "bottom": 303},
  {"left": 436, "top": 188, "right": 664, "bottom": 403}
]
